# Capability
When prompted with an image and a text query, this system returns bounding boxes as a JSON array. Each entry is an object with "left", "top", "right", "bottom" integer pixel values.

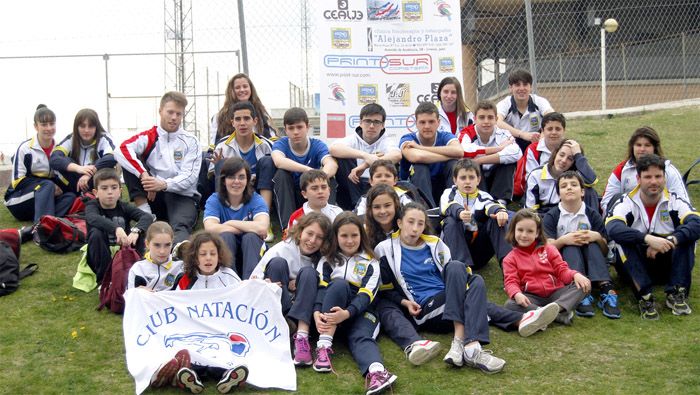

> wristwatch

[
  {"left": 130, "top": 227, "right": 142, "bottom": 234},
  {"left": 666, "top": 235, "right": 677, "bottom": 245}
]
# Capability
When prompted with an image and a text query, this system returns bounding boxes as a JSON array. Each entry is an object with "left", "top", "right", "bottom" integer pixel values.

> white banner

[
  {"left": 319, "top": 0, "right": 463, "bottom": 141},
  {"left": 123, "top": 280, "right": 295, "bottom": 394}
]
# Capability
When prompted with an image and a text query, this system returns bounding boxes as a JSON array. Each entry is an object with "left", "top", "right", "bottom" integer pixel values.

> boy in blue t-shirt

[
  {"left": 399, "top": 102, "right": 463, "bottom": 207},
  {"left": 271, "top": 107, "right": 338, "bottom": 231}
]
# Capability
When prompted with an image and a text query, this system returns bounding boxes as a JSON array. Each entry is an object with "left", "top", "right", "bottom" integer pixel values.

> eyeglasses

[
  {"left": 361, "top": 119, "right": 384, "bottom": 126},
  {"left": 225, "top": 175, "right": 248, "bottom": 182}
]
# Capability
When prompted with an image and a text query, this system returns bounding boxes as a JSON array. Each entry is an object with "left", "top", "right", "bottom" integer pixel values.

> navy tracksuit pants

[
  {"left": 561, "top": 243, "right": 611, "bottom": 283},
  {"left": 219, "top": 232, "right": 264, "bottom": 280},
  {"left": 441, "top": 216, "right": 512, "bottom": 269},
  {"left": 617, "top": 241, "right": 695, "bottom": 296},
  {"left": 479, "top": 163, "right": 516, "bottom": 202},
  {"left": 408, "top": 160, "right": 456, "bottom": 208},
  {"left": 87, "top": 226, "right": 145, "bottom": 284},
  {"left": 264, "top": 258, "right": 318, "bottom": 325},
  {"left": 123, "top": 171, "right": 198, "bottom": 244},
  {"left": 320, "top": 280, "right": 382, "bottom": 375},
  {"left": 4, "top": 178, "right": 75, "bottom": 222},
  {"left": 335, "top": 158, "right": 370, "bottom": 211},
  {"left": 378, "top": 261, "right": 521, "bottom": 348}
]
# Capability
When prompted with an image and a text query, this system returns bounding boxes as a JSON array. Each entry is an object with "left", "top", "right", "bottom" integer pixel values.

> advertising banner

[{"left": 318, "top": 0, "right": 463, "bottom": 140}]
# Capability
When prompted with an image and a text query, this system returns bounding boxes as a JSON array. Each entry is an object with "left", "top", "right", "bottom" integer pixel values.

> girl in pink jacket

[{"left": 502, "top": 209, "right": 592, "bottom": 326}]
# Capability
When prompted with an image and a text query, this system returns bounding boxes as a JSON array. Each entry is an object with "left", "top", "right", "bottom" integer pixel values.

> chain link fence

[
  {"left": 468, "top": 0, "right": 700, "bottom": 112},
  {"left": 1, "top": 0, "right": 699, "bottom": 154}
]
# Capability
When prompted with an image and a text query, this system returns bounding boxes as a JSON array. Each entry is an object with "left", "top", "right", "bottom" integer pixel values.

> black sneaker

[
  {"left": 666, "top": 287, "right": 692, "bottom": 316},
  {"left": 639, "top": 296, "right": 660, "bottom": 320},
  {"left": 575, "top": 295, "right": 595, "bottom": 317},
  {"left": 598, "top": 291, "right": 622, "bottom": 319}
]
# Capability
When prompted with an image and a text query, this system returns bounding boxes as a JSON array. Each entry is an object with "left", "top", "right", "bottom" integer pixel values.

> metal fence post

[
  {"left": 524, "top": 0, "right": 538, "bottom": 91},
  {"left": 103, "top": 54, "right": 111, "bottom": 133}
]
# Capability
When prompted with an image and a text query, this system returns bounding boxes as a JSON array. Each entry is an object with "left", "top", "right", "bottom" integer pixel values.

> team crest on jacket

[
  {"left": 164, "top": 331, "right": 251, "bottom": 358},
  {"left": 353, "top": 261, "right": 368, "bottom": 276},
  {"left": 537, "top": 249, "right": 548, "bottom": 264},
  {"left": 173, "top": 150, "right": 183, "bottom": 161},
  {"left": 660, "top": 209, "right": 670, "bottom": 222},
  {"left": 164, "top": 273, "right": 176, "bottom": 287},
  {"left": 577, "top": 222, "right": 590, "bottom": 231}
]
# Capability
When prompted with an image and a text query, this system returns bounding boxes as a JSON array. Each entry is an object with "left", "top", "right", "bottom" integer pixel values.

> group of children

[{"left": 5, "top": 69, "right": 698, "bottom": 394}]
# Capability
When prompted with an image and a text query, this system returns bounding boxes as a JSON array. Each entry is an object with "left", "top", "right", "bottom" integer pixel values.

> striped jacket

[
  {"left": 114, "top": 126, "right": 202, "bottom": 197},
  {"left": 316, "top": 251, "right": 380, "bottom": 318}
]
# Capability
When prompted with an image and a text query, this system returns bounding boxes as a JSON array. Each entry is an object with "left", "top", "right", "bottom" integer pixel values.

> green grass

[{"left": 1, "top": 106, "right": 700, "bottom": 394}]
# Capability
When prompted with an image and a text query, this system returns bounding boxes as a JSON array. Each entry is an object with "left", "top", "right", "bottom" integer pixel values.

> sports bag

[
  {"left": 0, "top": 240, "right": 37, "bottom": 297},
  {"left": 98, "top": 246, "right": 141, "bottom": 314},
  {"left": 33, "top": 215, "right": 87, "bottom": 253}
]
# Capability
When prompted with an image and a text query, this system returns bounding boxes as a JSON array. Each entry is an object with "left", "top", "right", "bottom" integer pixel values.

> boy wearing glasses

[{"left": 329, "top": 103, "right": 402, "bottom": 210}]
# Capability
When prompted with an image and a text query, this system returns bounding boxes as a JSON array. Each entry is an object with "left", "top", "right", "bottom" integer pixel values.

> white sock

[
  {"left": 317, "top": 334, "right": 333, "bottom": 349},
  {"left": 368, "top": 362, "right": 385, "bottom": 374},
  {"left": 138, "top": 203, "right": 152, "bottom": 215},
  {"left": 296, "top": 330, "right": 308, "bottom": 339},
  {"left": 464, "top": 342, "right": 481, "bottom": 359}
]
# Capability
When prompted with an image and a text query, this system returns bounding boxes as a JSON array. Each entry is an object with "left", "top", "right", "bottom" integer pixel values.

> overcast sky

[{"left": 0, "top": 0, "right": 317, "bottom": 154}]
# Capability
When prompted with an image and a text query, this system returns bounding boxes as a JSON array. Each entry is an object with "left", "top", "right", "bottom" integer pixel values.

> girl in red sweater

[{"left": 502, "top": 209, "right": 592, "bottom": 326}]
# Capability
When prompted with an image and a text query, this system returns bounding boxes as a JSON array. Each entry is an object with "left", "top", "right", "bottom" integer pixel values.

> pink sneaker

[
  {"left": 312, "top": 346, "right": 334, "bottom": 373},
  {"left": 293, "top": 334, "right": 312, "bottom": 366},
  {"left": 365, "top": 369, "right": 397, "bottom": 395}
]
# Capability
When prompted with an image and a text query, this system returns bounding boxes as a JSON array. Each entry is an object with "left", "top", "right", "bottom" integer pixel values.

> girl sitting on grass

[
  {"left": 152, "top": 231, "right": 248, "bottom": 394},
  {"left": 313, "top": 212, "right": 397, "bottom": 395},
  {"left": 127, "top": 221, "right": 183, "bottom": 291},
  {"left": 502, "top": 208, "right": 591, "bottom": 326},
  {"left": 249, "top": 212, "right": 332, "bottom": 368}
]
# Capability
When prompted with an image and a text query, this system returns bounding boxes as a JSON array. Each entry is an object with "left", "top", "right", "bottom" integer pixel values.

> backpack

[
  {"left": 33, "top": 215, "right": 87, "bottom": 253},
  {"left": 98, "top": 246, "right": 141, "bottom": 314},
  {"left": 513, "top": 143, "right": 541, "bottom": 199},
  {"left": 0, "top": 240, "right": 37, "bottom": 297}
]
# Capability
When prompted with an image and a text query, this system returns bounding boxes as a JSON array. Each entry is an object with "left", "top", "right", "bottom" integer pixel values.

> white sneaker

[
  {"left": 405, "top": 339, "right": 441, "bottom": 366},
  {"left": 264, "top": 226, "right": 274, "bottom": 243},
  {"left": 518, "top": 302, "right": 560, "bottom": 337},
  {"left": 443, "top": 338, "right": 463, "bottom": 367},
  {"left": 463, "top": 348, "right": 505, "bottom": 374}
]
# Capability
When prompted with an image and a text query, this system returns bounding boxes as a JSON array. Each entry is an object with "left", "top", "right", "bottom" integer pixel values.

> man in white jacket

[{"left": 114, "top": 91, "right": 202, "bottom": 243}]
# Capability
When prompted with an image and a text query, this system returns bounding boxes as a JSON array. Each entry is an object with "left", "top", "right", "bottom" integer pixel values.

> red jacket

[{"left": 502, "top": 243, "right": 578, "bottom": 299}]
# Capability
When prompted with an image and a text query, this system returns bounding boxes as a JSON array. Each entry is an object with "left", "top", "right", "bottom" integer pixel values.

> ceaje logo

[
  {"left": 416, "top": 82, "right": 440, "bottom": 103},
  {"left": 324, "top": 0, "right": 364, "bottom": 21},
  {"left": 324, "top": 53, "right": 432, "bottom": 74}
]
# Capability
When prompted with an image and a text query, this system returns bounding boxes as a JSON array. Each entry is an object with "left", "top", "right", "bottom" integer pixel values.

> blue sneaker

[
  {"left": 576, "top": 295, "right": 595, "bottom": 317},
  {"left": 598, "top": 291, "right": 621, "bottom": 319}
]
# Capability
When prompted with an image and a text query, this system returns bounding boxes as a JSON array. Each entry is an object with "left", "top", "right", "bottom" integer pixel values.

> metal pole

[
  {"left": 237, "top": 0, "right": 249, "bottom": 74},
  {"left": 621, "top": 44, "right": 627, "bottom": 107},
  {"left": 103, "top": 54, "right": 111, "bottom": 133},
  {"left": 682, "top": 32, "right": 687, "bottom": 99},
  {"left": 524, "top": 0, "right": 538, "bottom": 90},
  {"left": 601, "top": 27, "right": 606, "bottom": 111},
  {"left": 206, "top": 66, "right": 210, "bottom": 144}
]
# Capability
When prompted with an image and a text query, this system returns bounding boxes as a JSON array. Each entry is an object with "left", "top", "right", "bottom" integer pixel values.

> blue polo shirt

[
  {"left": 203, "top": 192, "right": 269, "bottom": 223},
  {"left": 272, "top": 137, "right": 330, "bottom": 185},
  {"left": 398, "top": 131, "right": 457, "bottom": 180}
]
